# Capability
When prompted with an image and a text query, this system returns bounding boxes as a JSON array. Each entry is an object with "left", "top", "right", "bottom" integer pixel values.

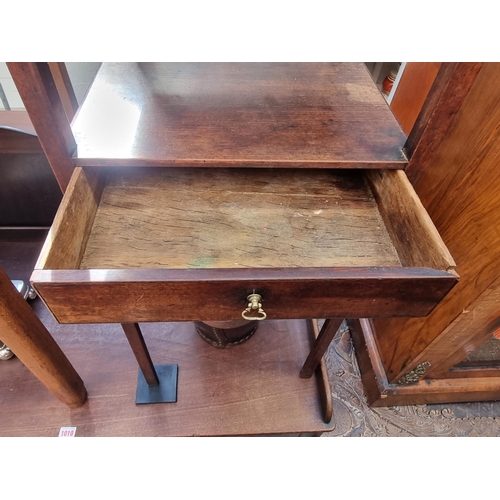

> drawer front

[{"left": 32, "top": 268, "right": 457, "bottom": 324}]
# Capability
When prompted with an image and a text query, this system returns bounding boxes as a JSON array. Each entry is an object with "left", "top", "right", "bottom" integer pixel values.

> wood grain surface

[
  {"left": 366, "top": 169, "right": 455, "bottom": 271},
  {"left": 349, "top": 318, "right": 500, "bottom": 406},
  {"left": 423, "top": 276, "right": 500, "bottom": 379},
  {"left": 7, "top": 63, "right": 77, "bottom": 192},
  {"left": 33, "top": 167, "right": 457, "bottom": 324},
  {"left": 372, "top": 63, "right": 500, "bottom": 383},
  {"left": 36, "top": 167, "right": 105, "bottom": 270},
  {"left": 404, "top": 62, "right": 483, "bottom": 168},
  {"left": 32, "top": 267, "right": 457, "bottom": 323},
  {"left": 79, "top": 168, "right": 401, "bottom": 270},
  {"left": 306, "top": 319, "right": 333, "bottom": 423},
  {"left": 300, "top": 318, "right": 344, "bottom": 378},
  {"left": 71, "top": 62, "right": 407, "bottom": 168},
  {"left": 0, "top": 311, "right": 334, "bottom": 436}
]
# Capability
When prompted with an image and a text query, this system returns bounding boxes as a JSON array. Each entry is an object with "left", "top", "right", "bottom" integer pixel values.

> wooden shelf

[
  {"left": 0, "top": 317, "right": 334, "bottom": 436},
  {"left": 71, "top": 63, "right": 407, "bottom": 169}
]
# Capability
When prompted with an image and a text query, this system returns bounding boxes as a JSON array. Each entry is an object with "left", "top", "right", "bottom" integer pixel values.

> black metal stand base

[{"left": 135, "top": 364, "right": 178, "bottom": 404}]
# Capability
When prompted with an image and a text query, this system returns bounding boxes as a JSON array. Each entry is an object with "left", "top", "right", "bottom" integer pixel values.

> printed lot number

[{"left": 58, "top": 426, "right": 77, "bottom": 437}]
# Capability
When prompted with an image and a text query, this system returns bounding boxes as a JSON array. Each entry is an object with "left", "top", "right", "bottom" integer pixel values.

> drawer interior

[
  {"left": 36, "top": 167, "right": 455, "bottom": 274},
  {"left": 82, "top": 168, "right": 401, "bottom": 270}
]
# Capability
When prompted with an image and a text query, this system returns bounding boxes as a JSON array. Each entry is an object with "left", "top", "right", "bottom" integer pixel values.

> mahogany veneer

[
  {"left": 6, "top": 62, "right": 462, "bottom": 425},
  {"left": 71, "top": 62, "right": 407, "bottom": 169}
]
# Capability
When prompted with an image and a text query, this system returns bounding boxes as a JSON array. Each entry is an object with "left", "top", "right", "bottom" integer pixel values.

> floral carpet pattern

[{"left": 323, "top": 324, "right": 500, "bottom": 437}]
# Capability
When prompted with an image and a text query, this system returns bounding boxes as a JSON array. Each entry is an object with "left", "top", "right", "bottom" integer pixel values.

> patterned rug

[{"left": 324, "top": 324, "right": 500, "bottom": 437}]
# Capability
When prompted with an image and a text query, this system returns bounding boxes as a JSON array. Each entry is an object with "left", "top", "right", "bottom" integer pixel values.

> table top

[{"left": 72, "top": 62, "right": 407, "bottom": 168}]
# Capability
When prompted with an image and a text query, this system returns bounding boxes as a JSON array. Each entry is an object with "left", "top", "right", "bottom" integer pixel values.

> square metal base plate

[{"left": 135, "top": 364, "right": 178, "bottom": 404}]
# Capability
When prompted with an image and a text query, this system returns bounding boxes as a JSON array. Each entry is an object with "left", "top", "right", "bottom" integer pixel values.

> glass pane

[{"left": 455, "top": 328, "right": 500, "bottom": 369}]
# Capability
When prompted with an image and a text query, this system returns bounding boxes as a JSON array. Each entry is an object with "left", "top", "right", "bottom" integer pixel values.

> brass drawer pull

[{"left": 242, "top": 293, "right": 267, "bottom": 321}]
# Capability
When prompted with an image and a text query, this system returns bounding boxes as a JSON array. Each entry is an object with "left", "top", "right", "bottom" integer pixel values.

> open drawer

[{"left": 31, "top": 167, "right": 458, "bottom": 324}]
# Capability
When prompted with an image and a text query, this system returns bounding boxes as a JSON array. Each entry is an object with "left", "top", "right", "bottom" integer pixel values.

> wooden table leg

[
  {"left": 121, "top": 322, "right": 178, "bottom": 405},
  {"left": 306, "top": 319, "right": 333, "bottom": 423},
  {"left": 121, "top": 322, "right": 159, "bottom": 386},
  {"left": 300, "top": 318, "right": 344, "bottom": 379},
  {"left": 0, "top": 267, "right": 86, "bottom": 408}
]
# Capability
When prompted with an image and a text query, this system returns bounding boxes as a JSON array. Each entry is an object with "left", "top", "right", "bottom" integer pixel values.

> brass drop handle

[{"left": 241, "top": 293, "right": 267, "bottom": 321}]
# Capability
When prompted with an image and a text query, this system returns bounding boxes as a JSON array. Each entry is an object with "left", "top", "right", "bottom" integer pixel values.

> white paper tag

[{"left": 58, "top": 426, "right": 77, "bottom": 437}]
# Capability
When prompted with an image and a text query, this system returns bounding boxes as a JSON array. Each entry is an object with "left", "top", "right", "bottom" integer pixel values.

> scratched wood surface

[
  {"left": 79, "top": 168, "right": 402, "bottom": 270},
  {"left": 0, "top": 306, "right": 334, "bottom": 436},
  {"left": 37, "top": 167, "right": 105, "bottom": 271},
  {"left": 372, "top": 63, "right": 500, "bottom": 384},
  {"left": 419, "top": 276, "right": 500, "bottom": 379},
  {"left": 71, "top": 62, "right": 407, "bottom": 168},
  {"left": 32, "top": 267, "right": 457, "bottom": 323},
  {"left": 366, "top": 169, "right": 455, "bottom": 271}
]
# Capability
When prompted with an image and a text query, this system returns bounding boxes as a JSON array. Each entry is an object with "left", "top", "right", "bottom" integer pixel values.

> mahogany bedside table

[{"left": 8, "top": 62, "right": 458, "bottom": 436}]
